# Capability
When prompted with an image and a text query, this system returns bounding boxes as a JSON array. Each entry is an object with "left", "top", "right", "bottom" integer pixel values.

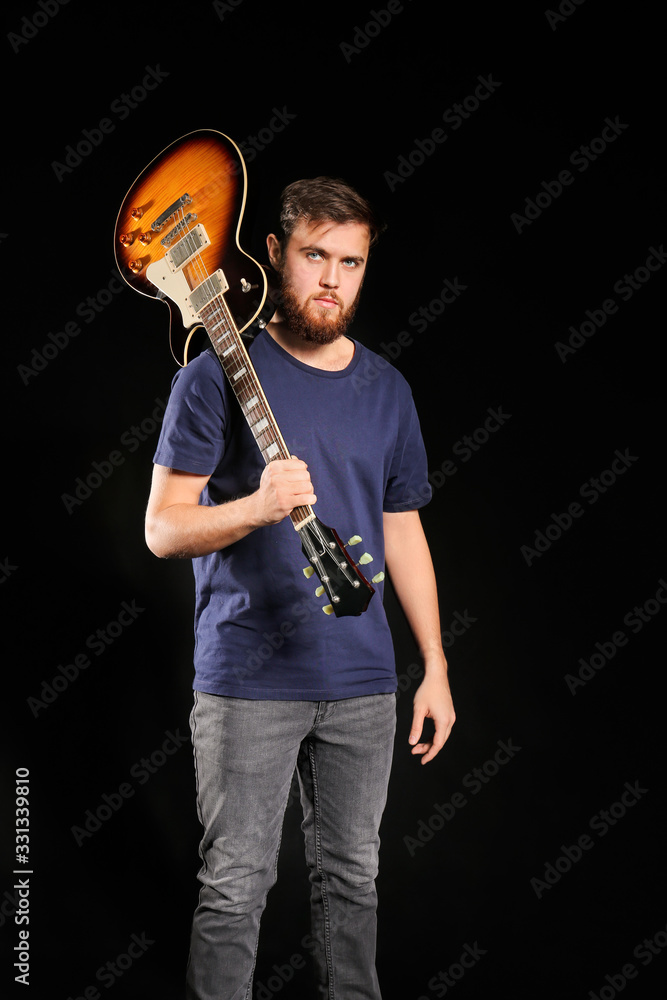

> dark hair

[{"left": 277, "top": 176, "right": 384, "bottom": 250}]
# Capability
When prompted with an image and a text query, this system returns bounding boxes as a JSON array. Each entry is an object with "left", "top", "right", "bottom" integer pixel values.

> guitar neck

[{"left": 199, "top": 297, "right": 314, "bottom": 530}]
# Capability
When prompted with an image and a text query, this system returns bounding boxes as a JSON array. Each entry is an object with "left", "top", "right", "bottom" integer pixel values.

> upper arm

[
  {"left": 383, "top": 509, "right": 423, "bottom": 561},
  {"left": 146, "top": 464, "right": 212, "bottom": 522}
]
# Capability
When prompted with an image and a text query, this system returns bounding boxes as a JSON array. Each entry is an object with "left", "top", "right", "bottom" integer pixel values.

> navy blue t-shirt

[{"left": 153, "top": 330, "right": 431, "bottom": 700}]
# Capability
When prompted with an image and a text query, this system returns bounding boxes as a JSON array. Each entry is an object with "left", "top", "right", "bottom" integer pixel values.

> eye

[
  {"left": 306, "top": 251, "right": 323, "bottom": 261},
  {"left": 343, "top": 258, "right": 360, "bottom": 268}
]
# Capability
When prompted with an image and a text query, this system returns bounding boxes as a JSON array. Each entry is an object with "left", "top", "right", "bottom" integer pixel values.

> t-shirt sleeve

[
  {"left": 153, "top": 352, "right": 228, "bottom": 475},
  {"left": 382, "top": 388, "right": 432, "bottom": 512}
]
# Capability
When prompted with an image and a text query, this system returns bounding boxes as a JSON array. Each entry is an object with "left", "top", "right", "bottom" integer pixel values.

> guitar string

[{"left": 170, "top": 194, "right": 309, "bottom": 522}]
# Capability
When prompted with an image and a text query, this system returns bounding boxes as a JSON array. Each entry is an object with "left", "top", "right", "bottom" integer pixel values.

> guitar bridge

[
  {"left": 161, "top": 213, "right": 198, "bottom": 247},
  {"left": 151, "top": 193, "right": 192, "bottom": 232}
]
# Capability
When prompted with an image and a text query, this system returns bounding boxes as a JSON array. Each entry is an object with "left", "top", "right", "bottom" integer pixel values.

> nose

[{"left": 319, "top": 259, "right": 339, "bottom": 289}]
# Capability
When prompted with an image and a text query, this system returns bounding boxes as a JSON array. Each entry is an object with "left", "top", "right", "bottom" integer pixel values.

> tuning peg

[
  {"left": 303, "top": 566, "right": 315, "bottom": 578},
  {"left": 347, "top": 534, "right": 362, "bottom": 546},
  {"left": 357, "top": 552, "right": 373, "bottom": 566},
  {"left": 372, "top": 572, "right": 385, "bottom": 583},
  {"left": 322, "top": 604, "right": 334, "bottom": 615},
  {"left": 315, "top": 585, "right": 325, "bottom": 597}
]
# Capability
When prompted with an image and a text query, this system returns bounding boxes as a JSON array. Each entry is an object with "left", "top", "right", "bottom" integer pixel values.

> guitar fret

[{"left": 200, "top": 295, "right": 288, "bottom": 476}]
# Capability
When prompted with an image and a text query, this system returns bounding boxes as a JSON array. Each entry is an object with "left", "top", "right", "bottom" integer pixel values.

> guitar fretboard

[{"left": 199, "top": 296, "right": 314, "bottom": 530}]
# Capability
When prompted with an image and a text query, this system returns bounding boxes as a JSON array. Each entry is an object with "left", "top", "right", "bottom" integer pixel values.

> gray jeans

[{"left": 185, "top": 691, "right": 396, "bottom": 1000}]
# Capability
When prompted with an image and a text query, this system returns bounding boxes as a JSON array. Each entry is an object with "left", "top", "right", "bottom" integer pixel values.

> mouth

[{"left": 312, "top": 296, "right": 340, "bottom": 310}]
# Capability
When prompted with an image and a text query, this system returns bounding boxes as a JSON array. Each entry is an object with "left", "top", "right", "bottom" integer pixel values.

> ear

[{"left": 266, "top": 233, "right": 282, "bottom": 271}]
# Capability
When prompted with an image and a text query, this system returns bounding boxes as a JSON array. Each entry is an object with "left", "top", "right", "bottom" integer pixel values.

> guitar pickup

[
  {"left": 164, "top": 223, "right": 211, "bottom": 272},
  {"left": 187, "top": 270, "right": 229, "bottom": 315}
]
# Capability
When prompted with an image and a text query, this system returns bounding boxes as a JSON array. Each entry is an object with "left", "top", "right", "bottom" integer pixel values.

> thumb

[{"left": 409, "top": 705, "right": 425, "bottom": 745}]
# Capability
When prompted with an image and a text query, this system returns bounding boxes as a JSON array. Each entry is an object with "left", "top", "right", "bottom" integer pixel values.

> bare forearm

[
  {"left": 146, "top": 497, "right": 266, "bottom": 559},
  {"left": 145, "top": 459, "right": 316, "bottom": 560},
  {"left": 145, "top": 493, "right": 264, "bottom": 559},
  {"left": 383, "top": 511, "right": 448, "bottom": 673},
  {"left": 384, "top": 510, "right": 456, "bottom": 761}
]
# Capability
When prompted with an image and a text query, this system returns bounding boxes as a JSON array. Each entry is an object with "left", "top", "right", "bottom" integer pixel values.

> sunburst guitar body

[{"left": 114, "top": 129, "right": 269, "bottom": 366}]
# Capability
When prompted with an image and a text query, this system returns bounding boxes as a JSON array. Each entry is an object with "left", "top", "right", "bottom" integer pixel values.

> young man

[{"left": 145, "top": 176, "right": 455, "bottom": 999}]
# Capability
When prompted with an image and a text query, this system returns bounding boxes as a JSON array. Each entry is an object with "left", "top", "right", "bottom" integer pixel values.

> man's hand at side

[{"left": 409, "top": 662, "right": 456, "bottom": 765}]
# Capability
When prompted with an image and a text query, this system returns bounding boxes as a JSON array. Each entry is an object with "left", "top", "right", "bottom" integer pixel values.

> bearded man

[{"left": 145, "top": 176, "right": 455, "bottom": 1000}]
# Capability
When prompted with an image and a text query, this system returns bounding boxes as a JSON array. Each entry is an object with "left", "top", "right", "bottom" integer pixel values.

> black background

[{"left": 2, "top": 1, "right": 666, "bottom": 997}]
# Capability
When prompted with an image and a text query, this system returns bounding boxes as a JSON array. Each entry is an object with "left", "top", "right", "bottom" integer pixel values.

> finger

[
  {"left": 420, "top": 732, "right": 446, "bottom": 765},
  {"left": 408, "top": 707, "right": 426, "bottom": 746}
]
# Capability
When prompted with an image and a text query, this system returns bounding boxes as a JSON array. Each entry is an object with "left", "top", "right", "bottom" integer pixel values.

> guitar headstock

[{"left": 298, "top": 516, "right": 381, "bottom": 617}]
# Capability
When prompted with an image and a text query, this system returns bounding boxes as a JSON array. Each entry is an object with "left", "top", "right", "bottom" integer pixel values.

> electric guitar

[{"left": 114, "top": 129, "right": 378, "bottom": 617}]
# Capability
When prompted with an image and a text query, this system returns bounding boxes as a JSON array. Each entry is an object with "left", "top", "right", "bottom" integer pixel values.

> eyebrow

[{"left": 299, "top": 244, "right": 366, "bottom": 263}]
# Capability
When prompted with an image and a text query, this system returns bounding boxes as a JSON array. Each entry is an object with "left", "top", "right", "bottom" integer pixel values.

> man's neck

[{"left": 266, "top": 320, "right": 355, "bottom": 371}]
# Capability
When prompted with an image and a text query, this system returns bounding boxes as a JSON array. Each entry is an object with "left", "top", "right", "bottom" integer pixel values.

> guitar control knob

[
  {"left": 138, "top": 232, "right": 152, "bottom": 246},
  {"left": 119, "top": 233, "right": 134, "bottom": 247},
  {"left": 131, "top": 207, "right": 144, "bottom": 220},
  {"left": 129, "top": 259, "right": 144, "bottom": 274}
]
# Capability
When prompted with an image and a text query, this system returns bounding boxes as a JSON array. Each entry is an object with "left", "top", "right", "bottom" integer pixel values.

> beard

[{"left": 277, "top": 275, "right": 362, "bottom": 345}]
